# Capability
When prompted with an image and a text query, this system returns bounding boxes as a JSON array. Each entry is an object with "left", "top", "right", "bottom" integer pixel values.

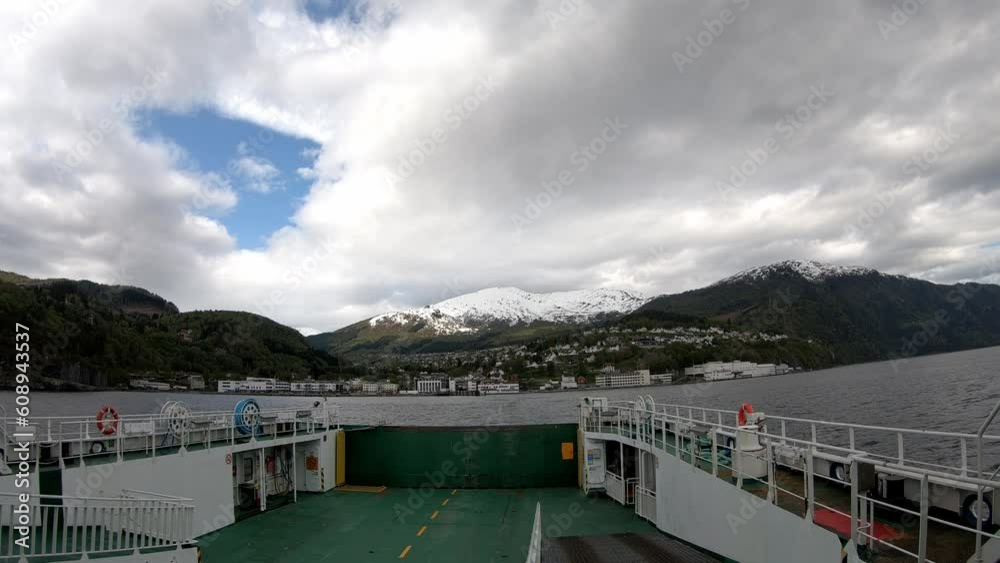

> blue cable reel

[{"left": 234, "top": 398, "right": 262, "bottom": 436}]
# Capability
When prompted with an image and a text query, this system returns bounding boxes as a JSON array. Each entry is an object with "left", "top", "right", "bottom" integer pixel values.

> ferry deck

[
  {"left": 4, "top": 396, "right": 1000, "bottom": 562},
  {"left": 197, "top": 487, "right": 719, "bottom": 563}
]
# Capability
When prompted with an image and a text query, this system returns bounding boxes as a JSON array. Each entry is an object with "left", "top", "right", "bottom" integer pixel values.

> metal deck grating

[{"left": 541, "top": 532, "right": 721, "bottom": 563}]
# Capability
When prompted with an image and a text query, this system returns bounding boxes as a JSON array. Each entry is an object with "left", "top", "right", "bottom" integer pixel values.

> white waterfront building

[
  {"left": 290, "top": 381, "right": 345, "bottom": 394},
  {"left": 130, "top": 379, "right": 170, "bottom": 391},
  {"left": 651, "top": 372, "right": 673, "bottom": 385},
  {"left": 361, "top": 381, "right": 399, "bottom": 395},
  {"left": 560, "top": 376, "right": 579, "bottom": 389},
  {"left": 595, "top": 366, "right": 651, "bottom": 388},
  {"left": 449, "top": 376, "right": 479, "bottom": 394},
  {"left": 217, "top": 377, "right": 290, "bottom": 393},
  {"left": 478, "top": 382, "right": 519, "bottom": 394},
  {"left": 685, "top": 361, "right": 792, "bottom": 381},
  {"left": 416, "top": 377, "right": 449, "bottom": 395}
]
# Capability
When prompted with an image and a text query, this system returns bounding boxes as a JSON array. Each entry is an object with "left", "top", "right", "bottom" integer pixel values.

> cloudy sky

[{"left": 3, "top": 0, "right": 1000, "bottom": 334}]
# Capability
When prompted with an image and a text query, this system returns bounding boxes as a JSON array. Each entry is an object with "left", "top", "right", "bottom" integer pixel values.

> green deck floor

[{"left": 199, "top": 488, "right": 654, "bottom": 563}]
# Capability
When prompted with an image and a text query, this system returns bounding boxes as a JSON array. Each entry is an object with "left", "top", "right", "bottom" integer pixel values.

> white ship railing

[
  {"left": 645, "top": 401, "right": 1000, "bottom": 477},
  {"left": 0, "top": 491, "right": 195, "bottom": 560},
  {"left": 635, "top": 486, "right": 656, "bottom": 523},
  {"left": 606, "top": 472, "right": 625, "bottom": 505},
  {"left": 582, "top": 399, "right": 1000, "bottom": 563},
  {"left": 1, "top": 404, "right": 338, "bottom": 465}
]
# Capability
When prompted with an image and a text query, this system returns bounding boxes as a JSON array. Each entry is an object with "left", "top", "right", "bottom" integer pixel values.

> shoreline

[{"left": 5, "top": 344, "right": 999, "bottom": 397}]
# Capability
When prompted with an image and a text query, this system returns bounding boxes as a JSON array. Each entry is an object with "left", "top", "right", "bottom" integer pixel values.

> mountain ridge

[
  {"left": 634, "top": 260, "right": 1000, "bottom": 365},
  {"left": 0, "top": 272, "right": 343, "bottom": 389},
  {"left": 368, "top": 287, "right": 648, "bottom": 335},
  {"left": 310, "top": 259, "right": 1000, "bottom": 363},
  {"left": 711, "top": 259, "right": 884, "bottom": 286}
]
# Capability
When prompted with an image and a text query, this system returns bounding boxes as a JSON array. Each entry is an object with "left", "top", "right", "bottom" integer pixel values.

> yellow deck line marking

[
  {"left": 399, "top": 545, "right": 411, "bottom": 559},
  {"left": 416, "top": 526, "right": 427, "bottom": 537},
  {"left": 431, "top": 510, "right": 439, "bottom": 520},
  {"left": 441, "top": 498, "right": 449, "bottom": 506},
  {"left": 451, "top": 489, "right": 457, "bottom": 495}
]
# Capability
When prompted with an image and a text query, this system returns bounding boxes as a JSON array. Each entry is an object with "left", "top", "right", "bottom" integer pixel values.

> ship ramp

[{"left": 541, "top": 532, "right": 721, "bottom": 562}]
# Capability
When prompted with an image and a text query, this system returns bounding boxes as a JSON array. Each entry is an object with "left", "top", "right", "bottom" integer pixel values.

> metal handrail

[
  {"left": 1, "top": 490, "right": 196, "bottom": 559},
  {"left": 587, "top": 402, "right": 1000, "bottom": 478},
  {"left": 587, "top": 405, "right": 1000, "bottom": 489},
  {"left": 973, "top": 399, "right": 1000, "bottom": 563},
  {"left": 651, "top": 401, "right": 1000, "bottom": 441},
  {"left": 120, "top": 489, "right": 195, "bottom": 504},
  {"left": 0, "top": 404, "right": 337, "bottom": 470},
  {"left": 583, "top": 399, "right": 1000, "bottom": 563}
]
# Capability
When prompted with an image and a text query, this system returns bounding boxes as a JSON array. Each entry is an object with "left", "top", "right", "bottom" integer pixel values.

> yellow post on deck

[{"left": 336, "top": 429, "right": 347, "bottom": 487}]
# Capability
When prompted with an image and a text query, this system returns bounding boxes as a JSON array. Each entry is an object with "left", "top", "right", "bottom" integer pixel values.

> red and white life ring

[
  {"left": 96, "top": 405, "right": 120, "bottom": 436},
  {"left": 737, "top": 402, "right": 754, "bottom": 426}
]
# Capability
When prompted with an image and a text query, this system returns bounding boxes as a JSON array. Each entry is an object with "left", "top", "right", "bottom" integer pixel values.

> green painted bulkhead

[{"left": 344, "top": 424, "right": 580, "bottom": 488}]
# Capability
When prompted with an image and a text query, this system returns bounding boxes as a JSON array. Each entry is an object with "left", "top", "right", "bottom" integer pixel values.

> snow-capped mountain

[
  {"left": 368, "top": 287, "right": 648, "bottom": 335},
  {"left": 713, "top": 260, "right": 880, "bottom": 286}
]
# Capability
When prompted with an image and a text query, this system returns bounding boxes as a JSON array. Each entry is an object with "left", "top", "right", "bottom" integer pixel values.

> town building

[
  {"left": 416, "top": 376, "right": 449, "bottom": 395},
  {"left": 685, "top": 361, "right": 791, "bottom": 381},
  {"left": 130, "top": 379, "right": 170, "bottom": 391},
  {"left": 361, "top": 381, "right": 399, "bottom": 395},
  {"left": 478, "top": 382, "right": 519, "bottom": 394},
  {"left": 449, "top": 376, "right": 479, "bottom": 394},
  {"left": 595, "top": 366, "right": 651, "bottom": 388},
  {"left": 290, "top": 381, "right": 346, "bottom": 394},
  {"left": 651, "top": 372, "right": 673, "bottom": 385},
  {"left": 216, "top": 377, "right": 290, "bottom": 393}
]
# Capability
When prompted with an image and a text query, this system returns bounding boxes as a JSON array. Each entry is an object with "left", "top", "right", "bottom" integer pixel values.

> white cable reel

[{"left": 161, "top": 401, "right": 192, "bottom": 439}]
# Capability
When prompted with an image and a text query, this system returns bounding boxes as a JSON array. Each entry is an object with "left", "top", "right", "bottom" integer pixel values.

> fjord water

[{"left": 7, "top": 345, "right": 1000, "bottom": 466}]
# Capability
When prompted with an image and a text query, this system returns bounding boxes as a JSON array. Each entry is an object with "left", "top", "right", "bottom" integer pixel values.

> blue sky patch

[
  {"left": 141, "top": 109, "right": 320, "bottom": 249},
  {"left": 304, "top": 0, "right": 356, "bottom": 22},
  {"left": 304, "top": 0, "right": 400, "bottom": 32}
]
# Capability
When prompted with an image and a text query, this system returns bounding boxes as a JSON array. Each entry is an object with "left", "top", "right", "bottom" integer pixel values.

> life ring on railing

[
  {"left": 737, "top": 403, "right": 754, "bottom": 426},
  {"left": 96, "top": 405, "right": 120, "bottom": 435}
]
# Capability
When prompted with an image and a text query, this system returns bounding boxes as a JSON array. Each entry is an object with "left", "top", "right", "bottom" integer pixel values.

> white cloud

[
  {"left": 235, "top": 156, "right": 282, "bottom": 193},
  {"left": 2, "top": 0, "right": 1000, "bottom": 334}
]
